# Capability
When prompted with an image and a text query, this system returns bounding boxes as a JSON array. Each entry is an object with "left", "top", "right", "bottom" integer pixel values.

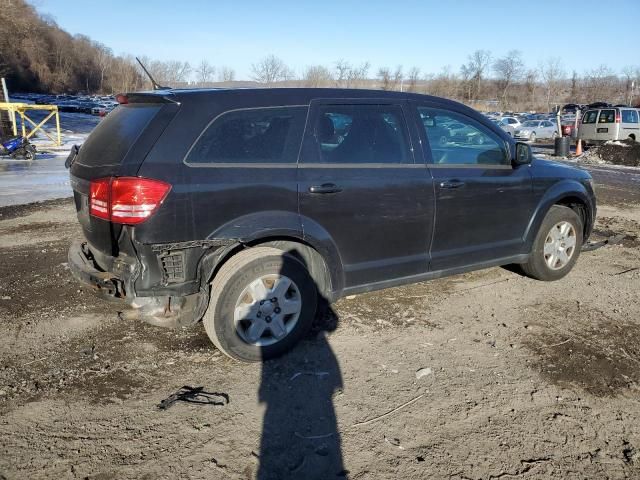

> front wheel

[
  {"left": 203, "top": 247, "right": 317, "bottom": 362},
  {"left": 521, "top": 205, "right": 583, "bottom": 281},
  {"left": 529, "top": 132, "right": 537, "bottom": 143}
]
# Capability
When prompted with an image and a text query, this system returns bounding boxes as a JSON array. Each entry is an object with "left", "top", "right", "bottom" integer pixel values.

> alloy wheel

[
  {"left": 544, "top": 221, "right": 577, "bottom": 270},
  {"left": 233, "top": 274, "right": 302, "bottom": 346}
]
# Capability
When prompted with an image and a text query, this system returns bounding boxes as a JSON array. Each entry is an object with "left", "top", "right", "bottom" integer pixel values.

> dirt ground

[{"left": 1, "top": 172, "right": 640, "bottom": 479}]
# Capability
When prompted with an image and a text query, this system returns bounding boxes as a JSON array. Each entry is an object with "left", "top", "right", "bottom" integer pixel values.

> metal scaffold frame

[{"left": 0, "top": 102, "right": 62, "bottom": 146}]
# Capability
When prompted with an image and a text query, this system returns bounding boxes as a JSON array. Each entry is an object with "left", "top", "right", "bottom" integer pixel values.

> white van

[{"left": 578, "top": 107, "right": 640, "bottom": 144}]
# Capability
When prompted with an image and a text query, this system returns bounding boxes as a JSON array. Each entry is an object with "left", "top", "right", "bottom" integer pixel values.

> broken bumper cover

[
  {"left": 68, "top": 239, "right": 209, "bottom": 328},
  {"left": 68, "top": 240, "right": 127, "bottom": 300}
]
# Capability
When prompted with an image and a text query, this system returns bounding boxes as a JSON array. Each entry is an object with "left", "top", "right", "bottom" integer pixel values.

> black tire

[
  {"left": 521, "top": 205, "right": 583, "bottom": 281},
  {"left": 203, "top": 246, "right": 317, "bottom": 362}
]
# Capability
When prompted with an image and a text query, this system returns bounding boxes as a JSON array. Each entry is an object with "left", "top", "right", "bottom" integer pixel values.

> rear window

[
  {"left": 76, "top": 104, "right": 161, "bottom": 167},
  {"left": 598, "top": 109, "right": 616, "bottom": 123},
  {"left": 621, "top": 110, "right": 639, "bottom": 123},
  {"left": 185, "top": 106, "right": 307, "bottom": 165},
  {"left": 582, "top": 110, "right": 598, "bottom": 124}
]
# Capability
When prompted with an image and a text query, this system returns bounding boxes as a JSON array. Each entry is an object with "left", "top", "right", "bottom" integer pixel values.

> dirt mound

[{"left": 594, "top": 140, "right": 640, "bottom": 167}]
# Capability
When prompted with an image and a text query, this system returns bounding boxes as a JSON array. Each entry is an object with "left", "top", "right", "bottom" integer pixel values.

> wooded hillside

[{"left": 0, "top": 0, "right": 143, "bottom": 93}]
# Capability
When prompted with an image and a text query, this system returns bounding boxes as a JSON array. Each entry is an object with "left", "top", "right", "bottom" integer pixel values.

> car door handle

[
  {"left": 439, "top": 180, "right": 465, "bottom": 189},
  {"left": 309, "top": 183, "right": 342, "bottom": 194}
]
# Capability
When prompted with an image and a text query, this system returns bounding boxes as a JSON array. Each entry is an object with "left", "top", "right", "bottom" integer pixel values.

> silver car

[
  {"left": 491, "top": 119, "right": 514, "bottom": 136},
  {"left": 514, "top": 120, "right": 558, "bottom": 142}
]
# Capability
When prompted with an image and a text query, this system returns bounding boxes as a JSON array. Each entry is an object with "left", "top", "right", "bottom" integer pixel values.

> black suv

[{"left": 68, "top": 88, "right": 596, "bottom": 362}]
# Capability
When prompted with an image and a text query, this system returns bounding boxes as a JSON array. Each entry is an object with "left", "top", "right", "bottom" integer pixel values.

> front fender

[{"left": 523, "top": 180, "right": 595, "bottom": 250}]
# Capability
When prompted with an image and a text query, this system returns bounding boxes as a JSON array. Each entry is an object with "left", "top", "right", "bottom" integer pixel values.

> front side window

[
  {"left": 185, "top": 106, "right": 307, "bottom": 164},
  {"left": 309, "top": 104, "right": 411, "bottom": 164},
  {"left": 598, "top": 109, "right": 616, "bottom": 124},
  {"left": 419, "top": 107, "right": 509, "bottom": 166},
  {"left": 582, "top": 110, "right": 598, "bottom": 124},
  {"left": 621, "top": 110, "right": 639, "bottom": 123}
]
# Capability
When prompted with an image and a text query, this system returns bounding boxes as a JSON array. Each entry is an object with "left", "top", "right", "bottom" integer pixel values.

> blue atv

[{"left": 0, "top": 136, "right": 36, "bottom": 160}]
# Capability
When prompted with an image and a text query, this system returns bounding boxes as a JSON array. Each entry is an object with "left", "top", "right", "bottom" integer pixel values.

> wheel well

[
  {"left": 554, "top": 197, "right": 589, "bottom": 236},
  {"left": 206, "top": 237, "right": 334, "bottom": 298},
  {"left": 629, "top": 134, "right": 636, "bottom": 141},
  {"left": 248, "top": 238, "right": 333, "bottom": 298}
]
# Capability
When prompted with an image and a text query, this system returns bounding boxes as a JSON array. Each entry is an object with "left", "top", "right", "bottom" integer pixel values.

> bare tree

[
  {"left": 406, "top": 67, "right": 420, "bottom": 92},
  {"left": 540, "top": 57, "right": 565, "bottom": 111},
  {"left": 377, "top": 67, "right": 392, "bottom": 90},
  {"left": 493, "top": 50, "right": 524, "bottom": 108},
  {"left": 430, "top": 66, "right": 459, "bottom": 100},
  {"left": 585, "top": 65, "right": 617, "bottom": 102},
  {"left": 94, "top": 42, "right": 112, "bottom": 92},
  {"left": 165, "top": 60, "right": 191, "bottom": 85},
  {"left": 345, "top": 62, "right": 370, "bottom": 88},
  {"left": 569, "top": 71, "right": 578, "bottom": 101},
  {"left": 218, "top": 66, "right": 235, "bottom": 83},
  {"left": 462, "top": 50, "right": 491, "bottom": 100},
  {"left": 195, "top": 60, "right": 215, "bottom": 85},
  {"left": 621, "top": 66, "right": 639, "bottom": 105},
  {"left": 524, "top": 69, "right": 538, "bottom": 106},
  {"left": 393, "top": 65, "right": 403, "bottom": 91},
  {"left": 334, "top": 59, "right": 351, "bottom": 87},
  {"left": 303, "top": 65, "right": 333, "bottom": 87},
  {"left": 251, "top": 55, "right": 293, "bottom": 85},
  {"left": 377, "top": 65, "right": 403, "bottom": 91}
]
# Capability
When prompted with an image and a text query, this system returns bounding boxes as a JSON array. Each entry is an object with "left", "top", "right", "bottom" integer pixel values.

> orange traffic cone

[{"left": 575, "top": 139, "right": 583, "bottom": 156}]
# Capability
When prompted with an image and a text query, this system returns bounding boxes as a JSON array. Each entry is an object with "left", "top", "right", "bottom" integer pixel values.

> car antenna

[{"left": 136, "top": 57, "right": 169, "bottom": 90}]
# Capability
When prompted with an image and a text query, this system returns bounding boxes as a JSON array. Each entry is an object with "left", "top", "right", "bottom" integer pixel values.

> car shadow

[{"left": 257, "top": 251, "right": 347, "bottom": 480}]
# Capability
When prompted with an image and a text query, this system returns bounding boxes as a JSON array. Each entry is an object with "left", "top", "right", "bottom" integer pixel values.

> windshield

[{"left": 521, "top": 121, "right": 539, "bottom": 127}]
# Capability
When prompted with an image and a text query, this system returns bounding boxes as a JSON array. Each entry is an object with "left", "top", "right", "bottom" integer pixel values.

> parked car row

[
  {"left": 10, "top": 93, "right": 118, "bottom": 117},
  {"left": 483, "top": 112, "right": 561, "bottom": 141}
]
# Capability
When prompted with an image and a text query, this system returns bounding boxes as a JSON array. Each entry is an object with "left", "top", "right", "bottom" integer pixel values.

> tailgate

[{"left": 69, "top": 101, "right": 178, "bottom": 257}]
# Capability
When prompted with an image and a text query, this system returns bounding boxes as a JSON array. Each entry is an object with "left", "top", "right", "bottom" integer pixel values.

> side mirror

[{"left": 514, "top": 142, "right": 532, "bottom": 166}]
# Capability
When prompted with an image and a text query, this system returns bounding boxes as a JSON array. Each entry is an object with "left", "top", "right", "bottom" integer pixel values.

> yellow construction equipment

[{"left": 0, "top": 102, "right": 62, "bottom": 146}]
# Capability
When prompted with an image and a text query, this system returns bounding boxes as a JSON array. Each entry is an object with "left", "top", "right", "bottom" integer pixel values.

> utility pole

[{"left": 0, "top": 77, "right": 17, "bottom": 137}]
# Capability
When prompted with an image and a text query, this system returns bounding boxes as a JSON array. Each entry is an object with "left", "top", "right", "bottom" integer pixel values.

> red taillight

[
  {"left": 89, "top": 177, "right": 171, "bottom": 225},
  {"left": 615, "top": 112, "right": 621, "bottom": 123},
  {"left": 115, "top": 94, "right": 129, "bottom": 105},
  {"left": 89, "top": 178, "right": 111, "bottom": 220}
]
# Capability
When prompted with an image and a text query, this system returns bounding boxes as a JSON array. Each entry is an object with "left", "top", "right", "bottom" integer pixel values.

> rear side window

[
  {"left": 419, "top": 107, "right": 509, "bottom": 166},
  {"left": 76, "top": 104, "right": 161, "bottom": 167},
  {"left": 185, "top": 106, "right": 307, "bottom": 164},
  {"left": 582, "top": 111, "right": 598, "bottom": 124},
  {"left": 621, "top": 110, "right": 639, "bottom": 123},
  {"left": 598, "top": 110, "right": 616, "bottom": 123},
  {"left": 308, "top": 104, "right": 411, "bottom": 164}
]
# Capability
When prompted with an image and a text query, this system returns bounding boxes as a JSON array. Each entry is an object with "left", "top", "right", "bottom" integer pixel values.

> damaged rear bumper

[{"left": 68, "top": 239, "right": 209, "bottom": 328}]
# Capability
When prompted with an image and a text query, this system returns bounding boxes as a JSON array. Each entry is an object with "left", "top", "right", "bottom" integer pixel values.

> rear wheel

[
  {"left": 203, "top": 247, "right": 317, "bottom": 362},
  {"left": 521, "top": 205, "right": 583, "bottom": 281}
]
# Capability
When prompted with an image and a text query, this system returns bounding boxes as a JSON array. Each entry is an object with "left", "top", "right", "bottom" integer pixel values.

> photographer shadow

[{"left": 257, "top": 251, "right": 346, "bottom": 479}]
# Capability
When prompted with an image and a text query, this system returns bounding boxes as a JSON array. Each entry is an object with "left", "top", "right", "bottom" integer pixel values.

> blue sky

[{"left": 37, "top": 0, "right": 639, "bottom": 79}]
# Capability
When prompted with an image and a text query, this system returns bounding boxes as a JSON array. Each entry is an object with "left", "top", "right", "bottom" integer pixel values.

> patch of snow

[{"left": 0, "top": 112, "right": 99, "bottom": 207}]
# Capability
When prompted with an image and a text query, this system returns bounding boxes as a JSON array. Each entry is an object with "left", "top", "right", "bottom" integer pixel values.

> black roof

[{"left": 131, "top": 87, "right": 464, "bottom": 109}]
